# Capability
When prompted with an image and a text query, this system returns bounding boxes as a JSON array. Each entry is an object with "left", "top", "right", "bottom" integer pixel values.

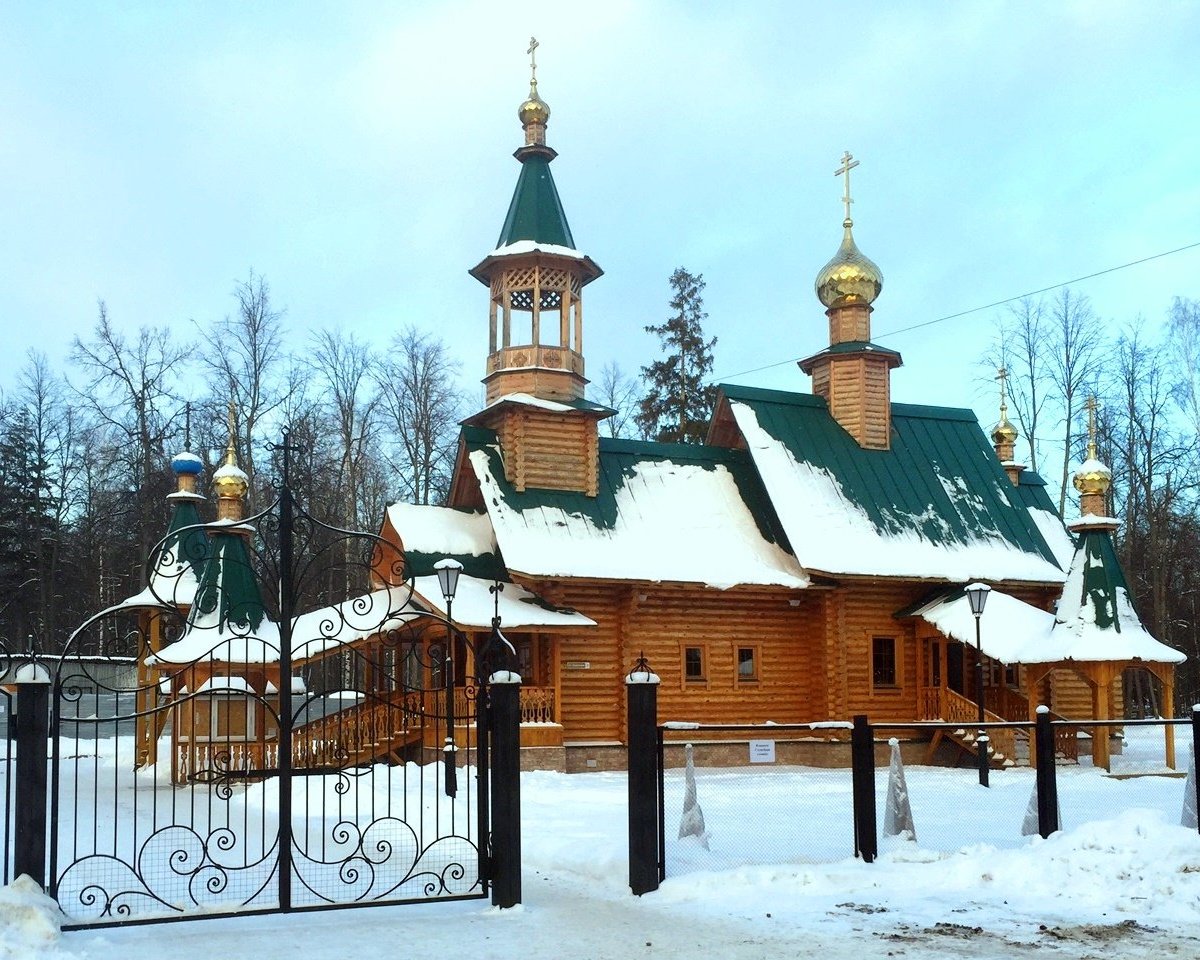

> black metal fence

[
  {"left": 628, "top": 686, "right": 1200, "bottom": 893},
  {"left": 3, "top": 449, "right": 523, "bottom": 927}
]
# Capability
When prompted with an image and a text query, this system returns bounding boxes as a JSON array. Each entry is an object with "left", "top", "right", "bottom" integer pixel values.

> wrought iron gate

[{"left": 46, "top": 447, "right": 498, "bottom": 927}]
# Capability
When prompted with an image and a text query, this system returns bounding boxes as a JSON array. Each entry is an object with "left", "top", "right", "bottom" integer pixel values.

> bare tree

[
  {"left": 1046, "top": 289, "right": 1103, "bottom": 513},
  {"left": 307, "top": 328, "right": 380, "bottom": 532},
  {"left": 594, "top": 361, "right": 639, "bottom": 439},
  {"left": 984, "top": 298, "right": 1050, "bottom": 473},
  {"left": 197, "top": 272, "right": 289, "bottom": 487},
  {"left": 70, "top": 303, "right": 190, "bottom": 577},
  {"left": 375, "top": 326, "right": 463, "bottom": 506},
  {"left": 1168, "top": 297, "right": 1200, "bottom": 442}
]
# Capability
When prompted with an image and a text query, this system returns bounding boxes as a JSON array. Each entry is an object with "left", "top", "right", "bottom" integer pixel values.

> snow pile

[{"left": 0, "top": 877, "right": 67, "bottom": 959}]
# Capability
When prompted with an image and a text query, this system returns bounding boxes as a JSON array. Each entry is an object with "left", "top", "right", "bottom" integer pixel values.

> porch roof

[
  {"left": 410, "top": 574, "right": 597, "bottom": 630},
  {"left": 901, "top": 586, "right": 1183, "bottom": 665},
  {"left": 902, "top": 587, "right": 1054, "bottom": 663}
]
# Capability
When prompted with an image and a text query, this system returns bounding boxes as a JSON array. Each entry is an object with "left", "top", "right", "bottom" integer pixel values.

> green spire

[
  {"left": 148, "top": 496, "right": 209, "bottom": 600},
  {"left": 1061, "top": 527, "right": 1130, "bottom": 632},
  {"left": 497, "top": 154, "right": 576, "bottom": 249},
  {"left": 186, "top": 530, "right": 267, "bottom": 636}
]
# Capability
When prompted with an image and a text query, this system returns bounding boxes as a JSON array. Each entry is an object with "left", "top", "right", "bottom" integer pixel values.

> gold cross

[
  {"left": 834, "top": 150, "right": 859, "bottom": 223},
  {"left": 225, "top": 400, "right": 238, "bottom": 465},
  {"left": 996, "top": 366, "right": 1009, "bottom": 409},
  {"left": 1085, "top": 395, "right": 1098, "bottom": 459},
  {"left": 527, "top": 37, "right": 539, "bottom": 85}
]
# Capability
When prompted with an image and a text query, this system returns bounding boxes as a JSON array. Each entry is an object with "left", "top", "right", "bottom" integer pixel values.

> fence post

[
  {"left": 851, "top": 715, "right": 877, "bottom": 863},
  {"left": 14, "top": 660, "right": 52, "bottom": 888},
  {"left": 1192, "top": 706, "right": 1200, "bottom": 836},
  {"left": 626, "top": 657, "right": 660, "bottom": 895},
  {"left": 1034, "top": 705, "right": 1060, "bottom": 838},
  {"left": 489, "top": 670, "right": 522, "bottom": 908}
]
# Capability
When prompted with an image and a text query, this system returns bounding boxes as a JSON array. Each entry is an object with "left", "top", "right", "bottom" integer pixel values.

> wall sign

[
  {"left": 749, "top": 739, "right": 776, "bottom": 763},
  {"left": 565, "top": 661, "right": 591, "bottom": 670}
]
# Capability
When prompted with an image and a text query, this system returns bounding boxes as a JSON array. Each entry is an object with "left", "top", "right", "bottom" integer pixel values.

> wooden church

[
  {"left": 372, "top": 51, "right": 1184, "bottom": 772},
  {"left": 119, "top": 48, "right": 1183, "bottom": 780}
]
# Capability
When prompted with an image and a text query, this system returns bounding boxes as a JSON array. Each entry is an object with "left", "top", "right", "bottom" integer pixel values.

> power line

[{"left": 709, "top": 239, "right": 1200, "bottom": 384}]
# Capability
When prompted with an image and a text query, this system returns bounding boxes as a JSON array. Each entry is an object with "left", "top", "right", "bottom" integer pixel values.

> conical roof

[
  {"left": 1051, "top": 526, "right": 1184, "bottom": 663},
  {"left": 496, "top": 153, "right": 576, "bottom": 249}
]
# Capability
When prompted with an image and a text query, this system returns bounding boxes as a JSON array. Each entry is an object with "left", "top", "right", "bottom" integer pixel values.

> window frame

[
  {"left": 735, "top": 643, "right": 761, "bottom": 684},
  {"left": 871, "top": 635, "right": 900, "bottom": 691},
  {"left": 679, "top": 643, "right": 710, "bottom": 690}
]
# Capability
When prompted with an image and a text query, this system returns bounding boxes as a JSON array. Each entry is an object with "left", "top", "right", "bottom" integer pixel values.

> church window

[
  {"left": 872, "top": 637, "right": 898, "bottom": 689},
  {"left": 736, "top": 645, "right": 760, "bottom": 682}
]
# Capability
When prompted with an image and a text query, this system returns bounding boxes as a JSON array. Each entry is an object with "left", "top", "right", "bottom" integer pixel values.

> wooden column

[
  {"left": 1091, "top": 665, "right": 1112, "bottom": 772},
  {"left": 1163, "top": 668, "right": 1177, "bottom": 769},
  {"left": 489, "top": 293, "right": 498, "bottom": 353},
  {"left": 531, "top": 268, "right": 541, "bottom": 345}
]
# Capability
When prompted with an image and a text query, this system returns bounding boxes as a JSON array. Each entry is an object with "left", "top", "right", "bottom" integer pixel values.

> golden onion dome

[
  {"left": 991, "top": 415, "right": 1018, "bottom": 445},
  {"left": 815, "top": 219, "right": 883, "bottom": 309},
  {"left": 518, "top": 82, "right": 550, "bottom": 126},
  {"left": 1072, "top": 456, "right": 1112, "bottom": 497},
  {"left": 212, "top": 462, "right": 249, "bottom": 501}
]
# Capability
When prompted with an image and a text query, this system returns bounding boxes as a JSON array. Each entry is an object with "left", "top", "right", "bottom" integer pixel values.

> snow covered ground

[{"left": 4, "top": 726, "right": 1200, "bottom": 959}]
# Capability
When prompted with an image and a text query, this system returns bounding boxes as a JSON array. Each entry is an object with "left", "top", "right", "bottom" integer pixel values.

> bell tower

[
  {"left": 469, "top": 37, "right": 603, "bottom": 405},
  {"left": 463, "top": 41, "right": 610, "bottom": 497}
]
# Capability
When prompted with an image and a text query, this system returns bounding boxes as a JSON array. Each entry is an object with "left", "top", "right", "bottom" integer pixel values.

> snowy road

[{"left": 5, "top": 725, "right": 1200, "bottom": 959}]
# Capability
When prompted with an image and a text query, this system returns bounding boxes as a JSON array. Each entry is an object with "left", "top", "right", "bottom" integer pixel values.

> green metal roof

[
  {"left": 497, "top": 154, "right": 576, "bottom": 249},
  {"left": 187, "top": 529, "right": 268, "bottom": 634},
  {"left": 719, "top": 384, "right": 1059, "bottom": 568},
  {"left": 1007, "top": 469, "right": 1062, "bottom": 516},
  {"left": 404, "top": 548, "right": 508, "bottom": 582},
  {"left": 797, "top": 340, "right": 903, "bottom": 372},
  {"left": 1067, "top": 528, "right": 1131, "bottom": 632},
  {"left": 155, "top": 497, "right": 209, "bottom": 583},
  {"left": 461, "top": 427, "right": 792, "bottom": 550}
]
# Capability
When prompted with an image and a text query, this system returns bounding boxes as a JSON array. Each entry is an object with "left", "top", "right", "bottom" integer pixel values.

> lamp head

[
  {"left": 964, "top": 582, "right": 991, "bottom": 617},
  {"left": 434, "top": 558, "right": 464, "bottom": 603}
]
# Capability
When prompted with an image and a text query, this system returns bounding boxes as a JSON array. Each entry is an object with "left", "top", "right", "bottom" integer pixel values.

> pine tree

[{"left": 635, "top": 268, "right": 718, "bottom": 444}]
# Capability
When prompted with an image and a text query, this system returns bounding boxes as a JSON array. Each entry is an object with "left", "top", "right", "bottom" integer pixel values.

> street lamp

[
  {"left": 435, "top": 559, "right": 463, "bottom": 798},
  {"left": 965, "top": 582, "right": 991, "bottom": 787}
]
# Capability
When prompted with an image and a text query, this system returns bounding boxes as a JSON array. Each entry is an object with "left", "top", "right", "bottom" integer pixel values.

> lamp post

[
  {"left": 965, "top": 582, "right": 991, "bottom": 787},
  {"left": 435, "top": 558, "right": 463, "bottom": 798}
]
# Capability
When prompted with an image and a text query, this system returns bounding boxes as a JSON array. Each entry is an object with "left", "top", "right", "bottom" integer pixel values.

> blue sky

[{"left": 2, "top": 1, "right": 1197, "bottom": 442}]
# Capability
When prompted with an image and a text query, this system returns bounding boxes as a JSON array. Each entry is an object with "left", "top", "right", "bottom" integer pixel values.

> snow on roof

[
  {"left": 386, "top": 503, "right": 497, "bottom": 558},
  {"left": 910, "top": 584, "right": 1184, "bottom": 665},
  {"left": 909, "top": 590, "right": 1055, "bottom": 663},
  {"left": 148, "top": 619, "right": 283, "bottom": 666},
  {"left": 149, "top": 586, "right": 425, "bottom": 666},
  {"left": 487, "top": 239, "right": 585, "bottom": 260},
  {"left": 1048, "top": 543, "right": 1184, "bottom": 664},
  {"left": 194, "top": 675, "right": 256, "bottom": 694},
  {"left": 411, "top": 574, "right": 596, "bottom": 629},
  {"left": 469, "top": 447, "right": 809, "bottom": 589},
  {"left": 731, "top": 402, "right": 1065, "bottom": 583},
  {"left": 483, "top": 392, "right": 576, "bottom": 413},
  {"left": 1028, "top": 507, "right": 1076, "bottom": 570}
]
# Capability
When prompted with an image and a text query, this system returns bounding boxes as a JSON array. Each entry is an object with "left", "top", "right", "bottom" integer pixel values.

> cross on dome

[{"left": 835, "top": 150, "right": 859, "bottom": 226}]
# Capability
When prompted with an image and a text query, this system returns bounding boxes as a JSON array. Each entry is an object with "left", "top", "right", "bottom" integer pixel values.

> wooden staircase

[
  {"left": 291, "top": 689, "right": 427, "bottom": 769},
  {"left": 920, "top": 686, "right": 1079, "bottom": 768}
]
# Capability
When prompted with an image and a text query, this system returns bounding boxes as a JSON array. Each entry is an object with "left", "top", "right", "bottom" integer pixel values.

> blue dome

[{"left": 171, "top": 451, "right": 204, "bottom": 476}]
